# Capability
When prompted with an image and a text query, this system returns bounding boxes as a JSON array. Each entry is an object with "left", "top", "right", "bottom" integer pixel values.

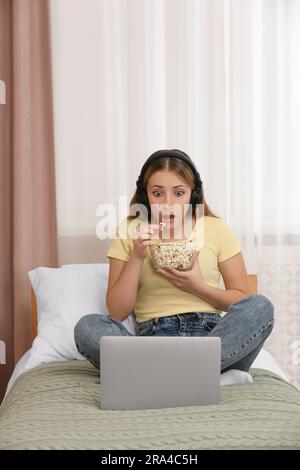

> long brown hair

[{"left": 127, "top": 153, "right": 219, "bottom": 222}]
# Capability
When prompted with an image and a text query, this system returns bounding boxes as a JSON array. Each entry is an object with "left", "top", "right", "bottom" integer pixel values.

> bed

[{"left": 0, "top": 268, "right": 300, "bottom": 450}]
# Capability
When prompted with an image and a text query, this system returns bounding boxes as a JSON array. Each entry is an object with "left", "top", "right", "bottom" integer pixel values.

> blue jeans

[{"left": 74, "top": 294, "right": 274, "bottom": 373}]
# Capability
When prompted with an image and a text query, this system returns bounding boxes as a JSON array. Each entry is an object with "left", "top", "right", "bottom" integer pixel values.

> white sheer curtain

[{"left": 49, "top": 0, "right": 300, "bottom": 387}]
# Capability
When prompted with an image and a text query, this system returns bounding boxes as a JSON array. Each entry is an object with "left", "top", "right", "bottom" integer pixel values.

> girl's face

[{"left": 146, "top": 170, "right": 192, "bottom": 230}]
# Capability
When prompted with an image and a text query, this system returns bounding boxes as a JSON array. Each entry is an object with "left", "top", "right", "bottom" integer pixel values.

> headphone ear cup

[
  {"left": 197, "top": 183, "right": 203, "bottom": 204},
  {"left": 136, "top": 188, "right": 150, "bottom": 220},
  {"left": 141, "top": 190, "right": 149, "bottom": 214},
  {"left": 191, "top": 189, "right": 199, "bottom": 210},
  {"left": 190, "top": 185, "right": 203, "bottom": 212}
]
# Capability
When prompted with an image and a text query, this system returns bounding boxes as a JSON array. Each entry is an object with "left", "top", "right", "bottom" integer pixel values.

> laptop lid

[{"left": 100, "top": 336, "right": 221, "bottom": 410}]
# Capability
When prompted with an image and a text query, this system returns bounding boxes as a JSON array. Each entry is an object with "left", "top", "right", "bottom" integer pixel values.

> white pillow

[
  {"left": 220, "top": 369, "right": 253, "bottom": 386},
  {"left": 25, "top": 263, "right": 137, "bottom": 370}
]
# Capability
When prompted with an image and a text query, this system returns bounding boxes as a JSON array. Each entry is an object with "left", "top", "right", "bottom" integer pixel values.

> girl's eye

[{"left": 152, "top": 191, "right": 185, "bottom": 197}]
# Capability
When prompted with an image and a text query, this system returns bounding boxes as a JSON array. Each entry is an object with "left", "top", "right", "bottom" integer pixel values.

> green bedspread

[{"left": 0, "top": 360, "right": 299, "bottom": 450}]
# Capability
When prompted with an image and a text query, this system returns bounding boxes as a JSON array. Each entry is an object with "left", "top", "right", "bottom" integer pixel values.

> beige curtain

[{"left": 0, "top": 0, "right": 57, "bottom": 402}]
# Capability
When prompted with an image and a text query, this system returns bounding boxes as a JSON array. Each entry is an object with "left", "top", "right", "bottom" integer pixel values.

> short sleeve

[
  {"left": 218, "top": 219, "right": 241, "bottom": 262},
  {"left": 106, "top": 219, "right": 133, "bottom": 262}
]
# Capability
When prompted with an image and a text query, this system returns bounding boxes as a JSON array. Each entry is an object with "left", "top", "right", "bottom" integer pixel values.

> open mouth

[{"left": 161, "top": 214, "right": 175, "bottom": 224}]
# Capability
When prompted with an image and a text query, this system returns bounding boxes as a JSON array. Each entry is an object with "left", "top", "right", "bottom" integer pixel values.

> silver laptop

[{"left": 100, "top": 336, "right": 221, "bottom": 410}]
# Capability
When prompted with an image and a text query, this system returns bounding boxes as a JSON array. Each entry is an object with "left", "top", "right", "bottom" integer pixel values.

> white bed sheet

[{"left": 4, "top": 347, "right": 289, "bottom": 400}]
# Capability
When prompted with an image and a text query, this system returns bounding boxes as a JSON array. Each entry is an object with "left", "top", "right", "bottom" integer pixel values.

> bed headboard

[{"left": 30, "top": 274, "right": 258, "bottom": 341}]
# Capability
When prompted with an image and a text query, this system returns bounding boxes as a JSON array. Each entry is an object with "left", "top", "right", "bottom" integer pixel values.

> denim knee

[
  {"left": 254, "top": 294, "right": 274, "bottom": 321},
  {"left": 248, "top": 294, "right": 275, "bottom": 328},
  {"left": 74, "top": 314, "right": 105, "bottom": 350}
]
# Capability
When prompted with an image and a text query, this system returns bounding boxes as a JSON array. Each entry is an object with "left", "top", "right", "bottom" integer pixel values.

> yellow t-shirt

[{"left": 106, "top": 215, "right": 241, "bottom": 322}]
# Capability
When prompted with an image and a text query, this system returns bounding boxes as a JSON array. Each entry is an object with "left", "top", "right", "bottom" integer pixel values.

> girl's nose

[{"left": 161, "top": 195, "right": 173, "bottom": 206}]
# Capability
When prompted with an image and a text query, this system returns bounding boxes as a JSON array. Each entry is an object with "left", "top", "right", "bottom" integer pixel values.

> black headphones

[{"left": 135, "top": 149, "right": 203, "bottom": 219}]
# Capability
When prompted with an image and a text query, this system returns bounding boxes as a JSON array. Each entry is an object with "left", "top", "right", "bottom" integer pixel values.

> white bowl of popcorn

[{"left": 149, "top": 241, "right": 198, "bottom": 271}]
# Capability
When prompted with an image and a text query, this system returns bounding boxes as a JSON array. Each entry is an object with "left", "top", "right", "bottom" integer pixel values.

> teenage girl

[{"left": 74, "top": 149, "right": 274, "bottom": 372}]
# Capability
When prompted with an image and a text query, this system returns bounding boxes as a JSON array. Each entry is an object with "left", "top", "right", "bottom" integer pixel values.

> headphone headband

[{"left": 136, "top": 149, "right": 202, "bottom": 190}]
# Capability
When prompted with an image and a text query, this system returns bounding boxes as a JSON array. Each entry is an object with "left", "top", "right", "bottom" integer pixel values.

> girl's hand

[
  {"left": 156, "top": 251, "right": 207, "bottom": 296},
  {"left": 131, "top": 223, "right": 160, "bottom": 260}
]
